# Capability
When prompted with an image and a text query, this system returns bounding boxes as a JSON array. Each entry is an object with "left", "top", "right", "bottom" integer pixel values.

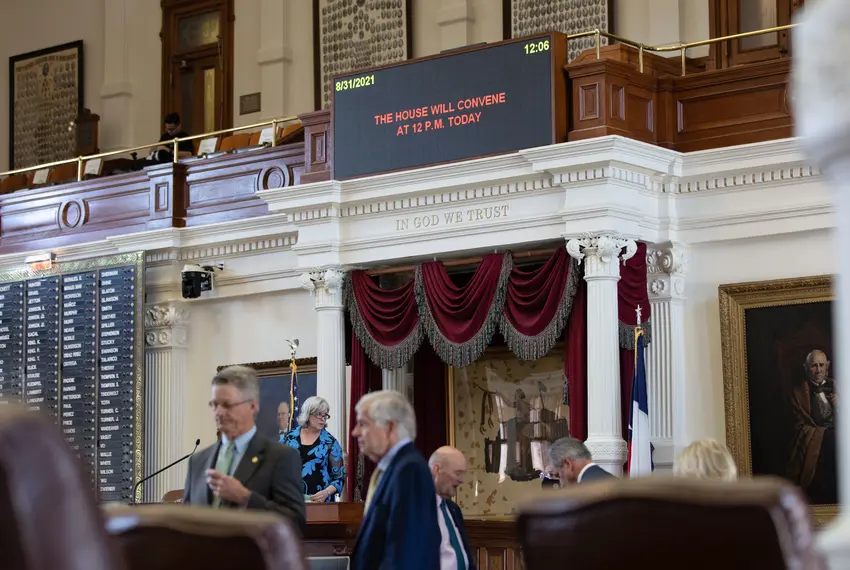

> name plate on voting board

[{"left": 0, "top": 252, "right": 144, "bottom": 502}]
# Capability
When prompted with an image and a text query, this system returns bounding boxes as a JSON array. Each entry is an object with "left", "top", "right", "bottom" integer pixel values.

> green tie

[
  {"left": 440, "top": 499, "right": 467, "bottom": 570},
  {"left": 211, "top": 441, "right": 235, "bottom": 508}
]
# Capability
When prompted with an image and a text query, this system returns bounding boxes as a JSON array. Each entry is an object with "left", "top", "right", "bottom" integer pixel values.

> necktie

[
  {"left": 211, "top": 440, "right": 235, "bottom": 508},
  {"left": 363, "top": 468, "right": 383, "bottom": 514},
  {"left": 441, "top": 499, "right": 467, "bottom": 570}
]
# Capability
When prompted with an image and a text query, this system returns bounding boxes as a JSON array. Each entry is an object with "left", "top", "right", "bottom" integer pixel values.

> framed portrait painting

[
  {"left": 448, "top": 347, "right": 567, "bottom": 518},
  {"left": 217, "top": 358, "right": 317, "bottom": 442},
  {"left": 9, "top": 40, "right": 83, "bottom": 169},
  {"left": 719, "top": 275, "right": 837, "bottom": 524}
]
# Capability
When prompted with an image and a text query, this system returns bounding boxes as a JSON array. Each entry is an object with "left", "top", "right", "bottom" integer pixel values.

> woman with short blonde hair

[
  {"left": 673, "top": 438, "right": 738, "bottom": 481},
  {"left": 282, "top": 396, "right": 345, "bottom": 502}
]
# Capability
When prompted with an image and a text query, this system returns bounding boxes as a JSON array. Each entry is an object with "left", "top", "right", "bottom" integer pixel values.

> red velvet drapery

[
  {"left": 344, "top": 247, "right": 606, "bottom": 498},
  {"left": 617, "top": 242, "right": 651, "bottom": 436},
  {"left": 347, "top": 331, "right": 382, "bottom": 502}
]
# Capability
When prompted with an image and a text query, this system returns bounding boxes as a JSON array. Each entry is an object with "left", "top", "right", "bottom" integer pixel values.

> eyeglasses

[
  {"left": 312, "top": 413, "right": 330, "bottom": 420},
  {"left": 208, "top": 399, "right": 251, "bottom": 411}
]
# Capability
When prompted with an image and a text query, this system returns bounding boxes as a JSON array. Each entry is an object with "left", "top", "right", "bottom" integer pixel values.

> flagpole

[{"left": 287, "top": 338, "right": 299, "bottom": 433}]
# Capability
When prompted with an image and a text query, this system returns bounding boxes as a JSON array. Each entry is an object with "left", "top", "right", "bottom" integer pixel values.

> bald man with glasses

[{"left": 183, "top": 366, "right": 306, "bottom": 531}]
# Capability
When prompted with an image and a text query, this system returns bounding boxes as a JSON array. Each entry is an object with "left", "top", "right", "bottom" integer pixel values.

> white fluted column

[
  {"left": 101, "top": 0, "right": 134, "bottom": 149},
  {"left": 795, "top": 2, "right": 850, "bottom": 563},
  {"left": 645, "top": 243, "right": 688, "bottom": 471},
  {"left": 143, "top": 302, "right": 189, "bottom": 502},
  {"left": 300, "top": 269, "right": 347, "bottom": 444},
  {"left": 382, "top": 362, "right": 413, "bottom": 402},
  {"left": 382, "top": 368, "right": 405, "bottom": 392},
  {"left": 258, "top": 0, "right": 294, "bottom": 118},
  {"left": 566, "top": 234, "right": 637, "bottom": 476}
]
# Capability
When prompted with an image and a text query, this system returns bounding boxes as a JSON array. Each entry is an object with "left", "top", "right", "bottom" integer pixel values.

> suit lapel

[
  {"left": 194, "top": 445, "right": 217, "bottom": 504},
  {"left": 231, "top": 435, "right": 266, "bottom": 487}
]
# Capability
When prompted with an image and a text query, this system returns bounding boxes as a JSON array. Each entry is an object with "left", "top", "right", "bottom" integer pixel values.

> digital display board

[
  {"left": 332, "top": 32, "right": 567, "bottom": 180},
  {"left": 0, "top": 252, "right": 144, "bottom": 503}
]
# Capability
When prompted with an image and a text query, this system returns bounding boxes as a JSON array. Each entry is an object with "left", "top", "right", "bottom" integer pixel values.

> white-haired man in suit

[{"left": 548, "top": 436, "right": 616, "bottom": 484}]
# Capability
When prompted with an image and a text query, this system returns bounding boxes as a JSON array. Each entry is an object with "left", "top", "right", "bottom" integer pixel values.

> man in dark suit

[
  {"left": 429, "top": 446, "right": 475, "bottom": 570},
  {"left": 183, "top": 365, "right": 306, "bottom": 532},
  {"left": 352, "top": 390, "right": 441, "bottom": 570},
  {"left": 548, "top": 436, "right": 616, "bottom": 484}
]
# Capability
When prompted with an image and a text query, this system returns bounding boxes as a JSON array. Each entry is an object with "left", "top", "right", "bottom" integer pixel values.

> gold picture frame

[{"left": 719, "top": 275, "right": 837, "bottom": 525}]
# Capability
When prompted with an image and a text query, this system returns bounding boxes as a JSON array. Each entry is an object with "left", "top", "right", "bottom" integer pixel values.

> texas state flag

[{"left": 627, "top": 329, "right": 653, "bottom": 477}]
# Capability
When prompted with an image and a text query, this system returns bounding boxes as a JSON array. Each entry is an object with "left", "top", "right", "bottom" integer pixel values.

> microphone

[{"left": 131, "top": 438, "right": 200, "bottom": 504}]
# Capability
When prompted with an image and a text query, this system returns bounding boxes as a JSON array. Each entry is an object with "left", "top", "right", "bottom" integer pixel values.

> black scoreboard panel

[
  {"left": 62, "top": 272, "right": 98, "bottom": 487},
  {"left": 0, "top": 252, "right": 144, "bottom": 503},
  {"left": 0, "top": 282, "right": 24, "bottom": 406},
  {"left": 332, "top": 32, "right": 568, "bottom": 179},
  {"left": 26, "top": 277, "right": 60, "bottom": 420},
  {"left": 97, "top": 266, "right": 137, "bottom": 502}
]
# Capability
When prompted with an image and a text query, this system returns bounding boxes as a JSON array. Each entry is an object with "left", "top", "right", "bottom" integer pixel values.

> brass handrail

[
  {"left": 1, "top": 23, "right": 795, "bottom": 181},
  {"left": 1, "top": 115, "right": 300, "bottom": 181},
  {"left": 568, "top": 23, "right": 797, "bottom": 76}
]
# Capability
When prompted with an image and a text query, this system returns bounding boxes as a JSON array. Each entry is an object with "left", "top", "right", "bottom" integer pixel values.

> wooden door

[
  {"left": 162, "top": 0, "right": 234, "bottom": 135},
  {"left": 172, "top": 54, "right": 222, "bottom": 136},
  {"left": 709, "top": 0, "right": 802, "bottom": 69}
]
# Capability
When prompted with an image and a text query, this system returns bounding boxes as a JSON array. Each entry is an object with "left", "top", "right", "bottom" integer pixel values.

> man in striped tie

[
  {"left": 351, "top": 390, "right": 440, "bottom": 570},
  {"left": 429, "top": 446, "right": 475, "bottom": 570}
]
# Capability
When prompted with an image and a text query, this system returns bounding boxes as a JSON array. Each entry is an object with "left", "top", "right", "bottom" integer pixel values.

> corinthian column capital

[
  {"left": 300, "top": 268, "right": 347, "bottom": 309},
  {"left": 144, "top": 302, "right": 190, "bottom": 349},
  {"left": 646, "top": 243, "right": 689, "bottom": 302},
  {"left": 566, "top": 233, "right": 637, "bottom": 280}
]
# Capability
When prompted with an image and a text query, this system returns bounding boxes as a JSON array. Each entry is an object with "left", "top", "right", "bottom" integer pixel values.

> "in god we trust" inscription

[{"left": 395, "top": 204, "right": 509, "bottom": 231}]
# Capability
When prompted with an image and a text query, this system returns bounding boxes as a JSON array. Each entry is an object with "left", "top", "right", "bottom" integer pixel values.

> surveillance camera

[{"left": 181, "top": 264, "right": 214, "bottom": 299}]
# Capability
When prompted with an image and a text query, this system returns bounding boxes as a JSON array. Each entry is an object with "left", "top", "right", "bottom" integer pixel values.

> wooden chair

[
  {"left": 278, "top": 123, "right": 303, "bottom": 143},
  {"left": 104, "top": 504, "right": 308, "bottom": 570},
  {"left": 516, "top": 476, "right": 825, "bottom": 570},
  {"left": 47, "top": 163, "right": 78, "bottom": 185},
  {"left": 218, "top": 133, "right": 252, "bottom": 152},
  {"left": 0, "top": 405, "right": 126, "bottom": 570},
  {"left": 0, "top": 173, "right": 30, "bottom": 194}
]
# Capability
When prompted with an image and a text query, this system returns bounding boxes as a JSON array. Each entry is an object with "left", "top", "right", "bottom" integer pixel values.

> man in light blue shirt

[
  {"left": 352, "top": 390, "right": 441, "bottom": 570},
  {"left": 183, "top": 366, "right": 306, "bottom": 531}
]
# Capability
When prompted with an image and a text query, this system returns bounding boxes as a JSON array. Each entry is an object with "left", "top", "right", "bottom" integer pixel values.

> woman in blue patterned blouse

[{"left": 282, "top": 395, "right": 345, "bottom": 502}]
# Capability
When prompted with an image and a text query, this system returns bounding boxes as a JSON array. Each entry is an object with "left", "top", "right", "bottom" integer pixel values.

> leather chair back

[
  {"left": 516, "top": 476, "right": 825, "bottom": 570},
  {"left": 105, "top": 504, "right": 308, "bottom": 570},
  {"left": 0, "top": 406, "right": 125, "bottom": 570}
]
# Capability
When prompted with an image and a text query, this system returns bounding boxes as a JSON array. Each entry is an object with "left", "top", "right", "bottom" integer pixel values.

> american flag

[{"left": 627, "top": 327, "right": 653, "bottom": 477}]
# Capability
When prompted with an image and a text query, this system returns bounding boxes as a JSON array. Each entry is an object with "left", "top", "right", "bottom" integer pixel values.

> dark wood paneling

[
  {"left": 566, "top": 44, "right": 792, "bottom": 152},
  {"left": 0, "top": 172, "right": 152, "bottom": 253},
  {"left": 183, "top": 142, "right": 303, "bottom": 226},
  {"left": 467, "top": 520, "right": 523, "bottom": 570},
  {"left": 0, "top": 110, "right": 329, "bottom": 254}
]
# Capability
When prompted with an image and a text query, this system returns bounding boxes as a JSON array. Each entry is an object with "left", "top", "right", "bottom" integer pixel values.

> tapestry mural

[{"left": 451, "top": 352, "right": 567, "bottom": 517}]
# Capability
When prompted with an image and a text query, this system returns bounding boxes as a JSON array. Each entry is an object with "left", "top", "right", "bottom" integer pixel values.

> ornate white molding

[
  {"left": 566, "top": 233, "right": 638, "bottom": 267},
  {"left": 144, "top": 303, "right": 190, "bottom": 349},
  {"left": 646, "top": 244, "right": 689, "bottom": 302},
  {"left": 584, "top": 439, "right": 629, "bottom": 465}
]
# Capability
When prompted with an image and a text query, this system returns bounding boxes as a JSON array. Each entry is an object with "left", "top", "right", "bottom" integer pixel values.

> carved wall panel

[
  {"left": 504, "top": 0, "right": 612, "bottom": 61},
  {"left": 313, "top": 0, "right": 412, "bottom": 109}
]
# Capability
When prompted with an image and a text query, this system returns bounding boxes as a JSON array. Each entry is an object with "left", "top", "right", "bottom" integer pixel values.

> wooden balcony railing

[{"left": 0, "top": 24, "right": 796, "bottom": 254}]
